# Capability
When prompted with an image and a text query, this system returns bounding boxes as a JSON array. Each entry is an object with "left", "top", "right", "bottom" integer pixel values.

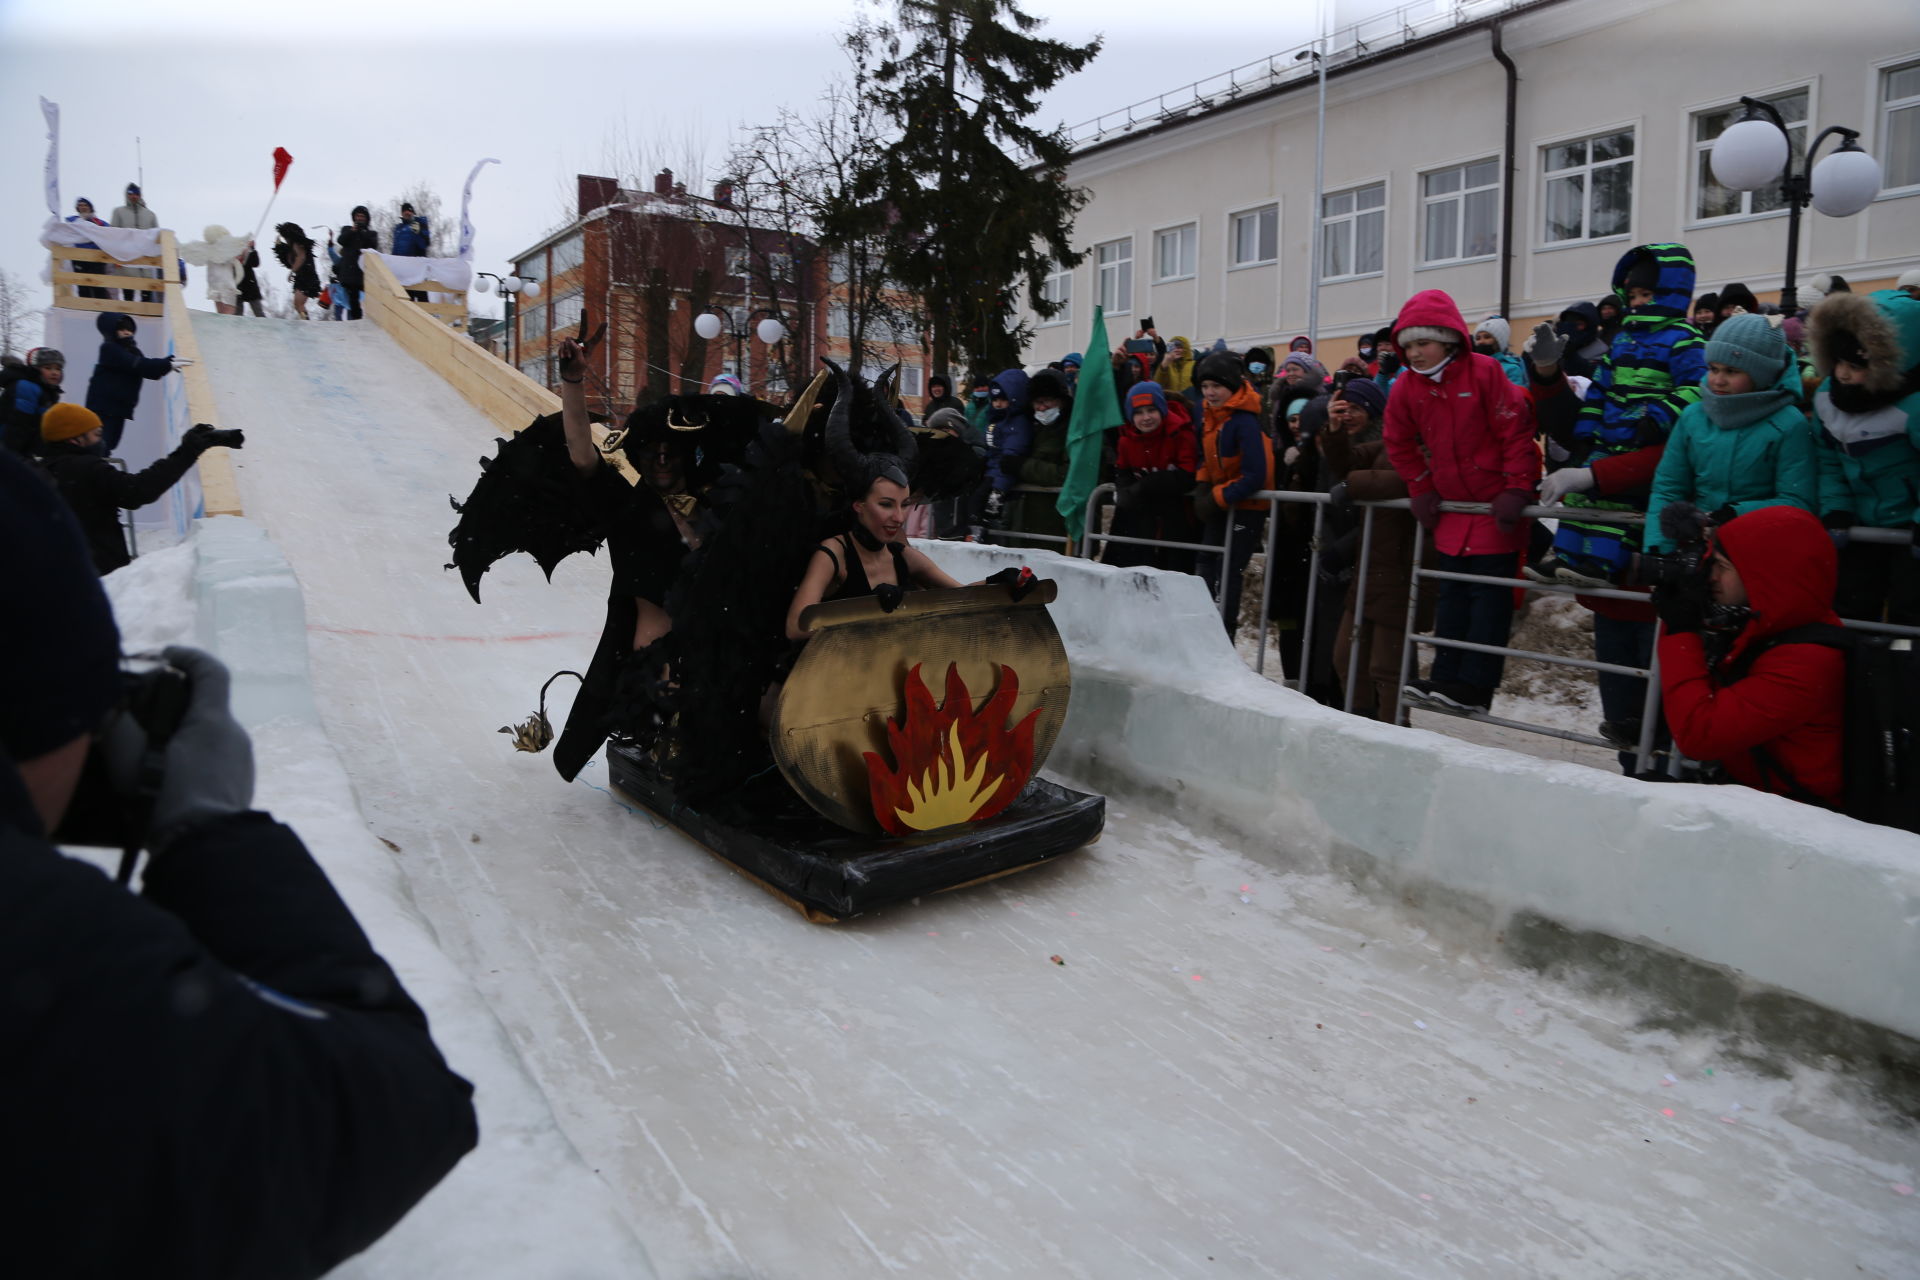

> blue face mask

[
  {"left": 1248, "top": 362, "right": 1268, "bottom": 375},
  {"left": 972, "top": 389, "right": 989, "bottom": 400}
]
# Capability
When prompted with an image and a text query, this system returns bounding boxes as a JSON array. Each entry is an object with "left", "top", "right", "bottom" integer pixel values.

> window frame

[
  {"left": 1226, "top": 201, "right": 1280, "bottom": 271},
  {"left": 549, "top": 233, "right": 585, "bottom": 277},
  {"left": 1152, "top": 221, "right": 1198, "bottom": 283},
  {"left": 1877, "top": 55, "right": 1920, "bottom": 198},
  {"left": 1687, "top": 86, "right": 1812, "bottom": 225},
  {"left": 1094, "top": 236, "right": 1134, "bottom": 316},
  {"left": 1036, "top": 262, "right": 1073, "bottom": 328},
  {"left": 1538, "top": 124, "right": 1638, "bottom": 248},
  {"left": 1417, "top": 158, "right": 1500, "bottom": 267},
  {"left": 1319, "top": 181, "right": 1387, "bottom": 282}
]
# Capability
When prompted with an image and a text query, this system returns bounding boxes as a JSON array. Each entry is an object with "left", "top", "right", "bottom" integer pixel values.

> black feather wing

[{"left": 446, "top": 414, "right": 606, "bottom": 603}]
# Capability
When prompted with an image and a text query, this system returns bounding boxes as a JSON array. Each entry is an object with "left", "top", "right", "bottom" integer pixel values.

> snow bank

[
  {"left": 103, "top": 517, "right": 655, "bottom": 1279},
  {"left": 920, "top": 541, "right": 1920, "bottom": 1044}
]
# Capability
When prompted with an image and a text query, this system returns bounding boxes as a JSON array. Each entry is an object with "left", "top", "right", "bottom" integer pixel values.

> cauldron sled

[{"left": 606, "top": 577, "right": 1104, "bottom": 921}]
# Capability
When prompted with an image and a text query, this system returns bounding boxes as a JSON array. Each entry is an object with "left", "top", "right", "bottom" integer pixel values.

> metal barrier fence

[{"left": 1042, "top": 484, "right": 1920, "bottom": 774}]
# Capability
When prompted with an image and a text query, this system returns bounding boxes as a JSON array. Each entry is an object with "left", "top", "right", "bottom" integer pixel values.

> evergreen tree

[{"left": 863, "top": 0, "right": 1100, "bottom": 376}]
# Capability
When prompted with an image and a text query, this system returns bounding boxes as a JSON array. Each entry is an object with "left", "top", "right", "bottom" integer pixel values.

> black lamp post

[
  {"left": 1710, "top": 96, "right": 1882, "bottom": 315},
  {"left": 694, "top": 306, "right": 789, "bottom": 393},
  {"left": 477, "top": 271, "right": 540, "bottom": 367}
]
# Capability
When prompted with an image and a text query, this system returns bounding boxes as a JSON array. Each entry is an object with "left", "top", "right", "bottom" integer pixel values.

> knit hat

[
  {"left": 708, "top": 373, "right": 745, "bottom": 396},
  {"left": 1194, "top": 351, "right": 1246, "bottom": 388},
  {"left": 1802, "top": 273, "right": 1849, "bottom": 299},
  {"left": 30, "top": 347, "right": 63, "bottom": 369},
  {"left": 1718, "top": 282, "right": 1759, "bottom": 315},
  {"left": 1127, "top": 380, "right": 1169, "bottom": 420},
  {"left": 1898, "top": 268, "right": 1920, "bottom": 293},
  {"left": 41, "top": 403, "right": 102, "bottom": 443},
  {"left": 1028, "top": 368, "right": 1071, "bottom": 403},
  {"left": 1624, "top": 255, "right": 1661, "bottom": 295},
  {"left": 1694, "top": 292, "right": 1720, "bottom": 314},
  {"left": 125, "top": 182, "right": 141, "bottom": 195},
  {"left": 1394, "top": 325, "right": 1459, "bottom": 350},
  {"left": 1332, "top": 376, "right": 1387, "bottom": 420},
  {"left": 1782, "top": 315, "right": 1806, "bottom": 351},
  {"left": 1282, "top": 352, "right": 1328, "bottom": 385},
  {"left": 1475, "top": 316, "right": 1511, "bottom": 349},
  {"left": 923, "top": 406, "right": 968, "bottom": 435},
  {"left": 1705, "top": 313, "right": 1790, "bottom": 385},
  {"left": 0, "top": 450, "right": 122, "bottom": 775},
  {"left": 1061, "top": 352, "right": 1083, "bottom": 368}
]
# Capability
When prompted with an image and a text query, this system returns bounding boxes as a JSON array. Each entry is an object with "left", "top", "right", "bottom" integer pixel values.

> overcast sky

[{"left": 1, "top": 0, "right": 1341, "bottom": 325}]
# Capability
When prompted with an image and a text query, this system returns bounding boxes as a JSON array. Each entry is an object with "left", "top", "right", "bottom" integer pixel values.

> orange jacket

[{"left": 1197, "top": 381, "right": 1275, "bottom": 511}]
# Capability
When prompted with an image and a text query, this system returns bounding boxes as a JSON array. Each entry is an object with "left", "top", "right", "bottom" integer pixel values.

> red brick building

[{"left": 507, "top": 173, "right": 936, "bottom": 414}]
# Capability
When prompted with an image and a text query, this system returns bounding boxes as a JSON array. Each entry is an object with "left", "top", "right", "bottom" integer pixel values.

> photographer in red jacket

[
  {"left": 0, "top": 448, "right": 477, "bottom": 1278},
  {"left": 1652, "top": 504, "right": 1845, "bottom": 804}
]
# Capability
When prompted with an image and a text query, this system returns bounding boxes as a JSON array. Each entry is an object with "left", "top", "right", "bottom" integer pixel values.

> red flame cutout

[{"left": 864, "top": 662, "right": 1040, "bottom": 835}]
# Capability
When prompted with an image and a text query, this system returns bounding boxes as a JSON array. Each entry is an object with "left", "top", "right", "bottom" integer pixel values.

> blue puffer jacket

[
  {"left": 84, "top": 312, "right": 173, "bottom": 422},
  {"left": 1574, "top": 243, "right": 1707, "bottom": 456},
  {"left": 1809, "top": 288, "right": 1920, "bottom": 529},
  {"left": 391, "top": 215, "right": 430, "bottom": 257},
  {"left": 986, "top": 367, "right": 1032, "bottom": 492}
]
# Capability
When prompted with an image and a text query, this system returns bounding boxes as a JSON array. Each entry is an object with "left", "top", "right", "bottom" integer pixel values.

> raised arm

[{"left": 555, "top": 336, "right": 598, "bottom": 476}]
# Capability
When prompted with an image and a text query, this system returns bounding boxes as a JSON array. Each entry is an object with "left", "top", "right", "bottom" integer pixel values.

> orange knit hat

[{"left": 41, "top": 402, "right": 102, "bottom": 442}]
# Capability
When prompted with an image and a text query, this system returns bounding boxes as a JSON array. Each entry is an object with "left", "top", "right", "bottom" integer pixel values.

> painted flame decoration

[{"left": 864, "top": 662, "right": 1040, "bottom": 834}]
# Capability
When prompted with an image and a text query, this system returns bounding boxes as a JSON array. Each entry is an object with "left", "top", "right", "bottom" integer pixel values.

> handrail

[{"left": 160, "top": 230, "right": 244, "bottom": 517}]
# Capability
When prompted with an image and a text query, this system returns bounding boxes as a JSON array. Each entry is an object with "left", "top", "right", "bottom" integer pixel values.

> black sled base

[{"left": 604, "top": 740, "right": 1104, "bottom": 922}]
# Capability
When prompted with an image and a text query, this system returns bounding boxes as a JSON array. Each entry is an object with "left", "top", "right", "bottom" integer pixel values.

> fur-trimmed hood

[{"left": 1808, "top": 289, "right": 1920, "bottom": 400}]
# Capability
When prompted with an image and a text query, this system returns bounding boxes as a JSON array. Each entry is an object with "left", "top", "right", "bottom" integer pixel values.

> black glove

[
  {"left": 101, "top": 647, "right": 256, "bottom": 852},
  {"left": 1822, "top": 509, "right": 1857, "bottom": 551},
  {"left": 1706, "top": 504, "right": 1737, "bottom": 528},
  {"left": 1651, "top": 583, "right": 1706, "bottom": 636},
  {"left": 1326, "top": 480, "right": 1352, "bottom": 513},
  {"left": 982, "top": 566, "right": 1038, "bottom": 601},
  {"left": 1192, "top": 484, "right": 1221, "bottom": 525},
  {"left": 182, "top": 423, "right": 245, "bottom": 454}
]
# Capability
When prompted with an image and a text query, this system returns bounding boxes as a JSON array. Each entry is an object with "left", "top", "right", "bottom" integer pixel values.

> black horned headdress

[{"left": 822, "top": 358, "right": 916, "bottom": 497}]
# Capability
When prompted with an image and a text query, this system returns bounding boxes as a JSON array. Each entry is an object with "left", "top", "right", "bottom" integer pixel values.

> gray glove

[
  {"left": 1538, "top": 466, "right": 1594, "bottom": 506},
  {"left": 1524, "top": 322, "right": 1565, "bottom": 371},
  {"left": 149, "top": 646, "right": 255, "bottom": 851}
]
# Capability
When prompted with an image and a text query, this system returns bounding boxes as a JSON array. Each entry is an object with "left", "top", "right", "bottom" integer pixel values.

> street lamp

[
  {"left": 475, "top": 271, "right": 541, "bottom": 367},
  {"left": 1710, "top": 96, "right": 1882, "bottom": 314},
  {"left": 1296, "top": 43, "right": 1326, "bottom": 350},
  {"left": 695, "top": 306, "right": 789, "bottom": 393}
]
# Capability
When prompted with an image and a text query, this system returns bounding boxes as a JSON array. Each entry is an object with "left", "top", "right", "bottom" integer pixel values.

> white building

[{"left": 1019, "top": 0, "right": 1920, "bottom": 364}]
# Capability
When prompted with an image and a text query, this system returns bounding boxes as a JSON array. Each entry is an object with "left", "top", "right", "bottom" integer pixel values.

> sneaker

[
  {"left": 1526, "top": 553, "right": 1614, "bottom": 590},
  {"left": 1402, "top": 677, "right": 1438, "bottom": 703},
  {"left": 1427, "top": 681, "right": 1492, "bottom": 713}
]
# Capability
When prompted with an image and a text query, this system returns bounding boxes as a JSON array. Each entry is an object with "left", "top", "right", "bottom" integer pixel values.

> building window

[
  {"left": 768, "top": 252, "right": 793, "bottom": 282},
  {"left": 899, "top": 366, "right": 924, "bottom": 398},
  {"left": 1694, "top": 90, "right": 1807, "bottom": 220},
  {"left": 1542, "top": 129, "right": 1634, "bottom": 244},
  {"left": 550, "top": 233, "right": 584, "bottom": 276},
  {"left": 724, "top": 247, "right": 748, "bottom": 277},
  {"left": 1094, "top": 237, "right": 1133, "bottom": 315},
  {"left": 1038, "top": 263, "right": 1072, "bottom": 326},
  {"left": 519, "top": 356, "right": 547, "bottom": 384},
  {"left": 765, "top": 361, "right": 790, "bottom": 396},
  {"left": 1230, "top": 204, "right": 1278, "bottom": 268},
  {"left": 1155, "top": 224, "right": 1196, "bottom": 281},
  {"left": 1321, "top": 183, "right": 1385, "bottom": 280},
  {"left": 1884, "top": 60, "right": 1920, "bottom": 192},
  {"left": 827, "top": 303, "right": 848, "bottom": 338},
  {"left": 1420, "top": 160, "right": 1499, "bottom": 264},
  {"left": 520, "top": 303, "right": 547, "bottom": 342},
  {"left": 551, "top": 290, "right": 583, "bottom": 337}
]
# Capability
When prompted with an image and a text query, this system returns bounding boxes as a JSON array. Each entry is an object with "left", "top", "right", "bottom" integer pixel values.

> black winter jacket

[
  {"left": 84, "top": 312, "right": 172, "bottom": 421},
  {"left": 1, "top": 764, "right": 478, "bottom": 1280},
  {"left": 40, "top": 438, "right": 200, "bottom": 573}
]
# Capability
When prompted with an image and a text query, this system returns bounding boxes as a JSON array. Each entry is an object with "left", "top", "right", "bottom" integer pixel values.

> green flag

[{"left": 1056, "top": 305, "right": 1119, "bottom": 547}]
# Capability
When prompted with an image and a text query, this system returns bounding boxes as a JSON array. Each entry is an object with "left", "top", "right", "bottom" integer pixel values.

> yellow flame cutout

[{"left": 893, "top": 721, "right": 1003, "bottom": 832}]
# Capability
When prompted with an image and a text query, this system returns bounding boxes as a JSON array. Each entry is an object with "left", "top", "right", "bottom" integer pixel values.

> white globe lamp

[
  {"left": 1710, "top": 117, "right": 1789, "bottom": 192},
  {"left": 694, "top": 312, "right": 725, "bottom": 341},
  {"left": 1809, "top": 144, "right": 1882, "bottom": 217},
  {"left": 519, "top": 280, "right": 540, "bottom": 301},
  {"left": 473, "top": 276, "right": 493, "bottom": 294},
  {"left": 756, "top": 317, "right": 787, "bottom": 345}
]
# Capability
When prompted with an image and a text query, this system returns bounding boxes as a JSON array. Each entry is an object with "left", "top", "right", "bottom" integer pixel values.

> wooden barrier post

[{"left": 158, "top": 231, "right": 244, "bottom": 517}]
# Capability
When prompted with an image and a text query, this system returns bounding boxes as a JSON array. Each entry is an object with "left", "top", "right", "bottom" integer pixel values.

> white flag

[
  {"left": 41, "top": 98, "right": 59, "bottom": 217},
  {"left": 458, "top": 157, "right": 500, "bottom": 261}
]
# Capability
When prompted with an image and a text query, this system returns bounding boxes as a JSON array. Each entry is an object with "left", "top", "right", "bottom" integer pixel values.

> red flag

[{"left": 272, "top": 147, "right": 293, "bottom": 191}]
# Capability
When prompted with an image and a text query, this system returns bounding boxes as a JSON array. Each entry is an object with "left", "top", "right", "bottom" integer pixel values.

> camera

[
  {"left": 1637, "top": 542, "right": 1708, "bottom": 591},
  {"left": 50, "top": 655, "right": 191, "bottom": 869},
  {"left": 199, "top": 427, "right": 245, "bottom": 450},
  {"left": 1332, "top": 369, "right": 1352, "bottom": 391}
]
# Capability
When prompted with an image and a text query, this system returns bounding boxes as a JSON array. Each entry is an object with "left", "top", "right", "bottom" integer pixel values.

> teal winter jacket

[
  {"left": 1643, "top": 367, "right": 1816, "bottom": 553},
  {"left": 1809, "top": 289, "right": 1920, "bottom": 529}
]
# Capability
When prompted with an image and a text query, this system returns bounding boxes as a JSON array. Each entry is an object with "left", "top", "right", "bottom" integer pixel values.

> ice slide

[{"left": 184, "top": 311, "right": 1920, "bottom": 1279}]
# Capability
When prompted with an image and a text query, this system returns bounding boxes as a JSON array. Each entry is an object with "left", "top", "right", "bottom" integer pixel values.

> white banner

[
  {"left": 41, "top": 216, "right": 165, "bottom": 261},
  {"left": 364, "top": 251, "right": 473, "bottom": 292},
  {"left": 41, "top": 98, "right": 59, "bottom": 216},
  {"left": 457, "top": 157, "right": 499, "bottom": 261}
]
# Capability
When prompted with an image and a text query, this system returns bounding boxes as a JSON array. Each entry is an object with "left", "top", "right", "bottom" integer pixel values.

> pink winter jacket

[{"left": 1382, "top": 289, "right": 1539, "bottom": 556}]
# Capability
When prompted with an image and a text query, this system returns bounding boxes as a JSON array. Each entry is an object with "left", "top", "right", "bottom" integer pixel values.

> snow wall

[
  {"left": 182, "top": 516, "right": 657, "bottom": 1278},
  {"left": 919, "top": 541, "right": 1920, "bottom": 1046}
]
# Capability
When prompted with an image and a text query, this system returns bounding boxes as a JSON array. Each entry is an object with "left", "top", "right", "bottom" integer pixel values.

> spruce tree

[{"left": 863, "top": 0, "right": 1100, "bottom": 377}]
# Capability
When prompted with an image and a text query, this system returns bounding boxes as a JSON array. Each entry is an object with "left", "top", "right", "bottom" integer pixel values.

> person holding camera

[
  {"left": 1653, "top": 504, "right": 1845, "bottom": 805},
  {"left": 0, "top": 447, "right": 477, "bottom": 1279},
  {"left": 39, "top": 404, "right": 240, "bottom": 574}
]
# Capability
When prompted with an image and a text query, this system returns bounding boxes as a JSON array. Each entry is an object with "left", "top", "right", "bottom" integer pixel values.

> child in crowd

[
  {"left": 1381, "top": 289, "right": 1538, "bottom": 713},
  {"left": 1807, "top": 287, "right": 1920, "bottom": 625},
  {"left": 1471, "top": 317, "right": 1528, "bottom": 388},
  {"left": 1192, "top": 352, "right": 1272, "bottom": 636},
  {"left": 83, "top": 311, "right": 178, "bottom": 455},
  {"left": 1531, "top": 242, "right": 1707, "bottom": 588},
  {"left": 1108, "top": 380, "right": 1200, "bottom": 573},
  {"left": 1642, "top": 314, "right": 1816, "bottom": 554}
]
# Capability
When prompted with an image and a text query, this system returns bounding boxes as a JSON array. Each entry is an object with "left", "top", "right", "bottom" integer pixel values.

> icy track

[{"left": 192, "top": 314, "right": 1920, "bottom": 1279}]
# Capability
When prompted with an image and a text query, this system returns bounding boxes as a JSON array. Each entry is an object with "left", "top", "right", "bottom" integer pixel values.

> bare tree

[{"left": 0, "top": 268, "right": 38, "bottom": 360}]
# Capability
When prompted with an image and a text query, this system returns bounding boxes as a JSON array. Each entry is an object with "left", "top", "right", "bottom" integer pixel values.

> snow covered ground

[{"left": 182, "top": 313, "right": 1920, "bottom": 1279}]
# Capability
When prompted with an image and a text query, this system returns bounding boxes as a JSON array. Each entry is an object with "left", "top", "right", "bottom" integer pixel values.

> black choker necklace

[{"left": 850, "top": 523, "right": 886, "bottom": 552}]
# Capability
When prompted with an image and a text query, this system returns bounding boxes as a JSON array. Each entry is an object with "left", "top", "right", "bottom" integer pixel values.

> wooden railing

[{"left": 51, "top": 238, "right": 178, "bottom": 317}]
